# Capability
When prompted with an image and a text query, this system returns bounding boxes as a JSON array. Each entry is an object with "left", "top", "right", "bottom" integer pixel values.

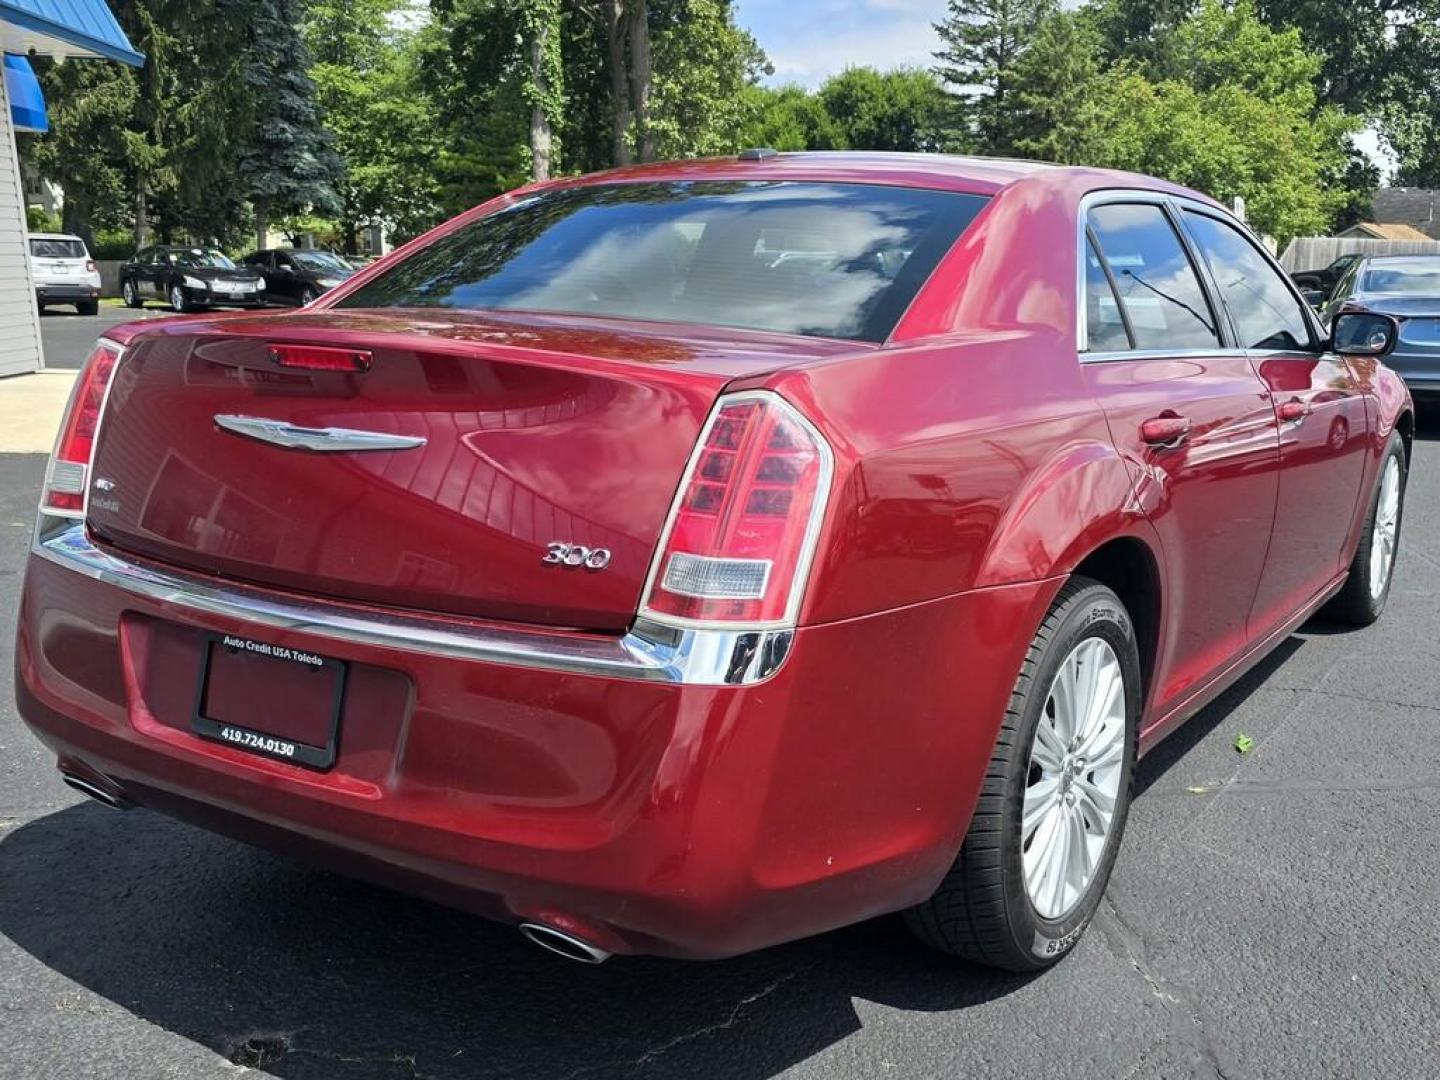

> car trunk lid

[{"left": 86, "top": 310, "right": 860, "bottom": 631}]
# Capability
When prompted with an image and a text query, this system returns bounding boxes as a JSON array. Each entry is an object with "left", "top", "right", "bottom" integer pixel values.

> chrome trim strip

[
  {"left": 1080, "top": 347, "right": 1251, "bottom": 365},
  {"left": 214, "top": 415, "right": 427, "bottom": 453},
  {"left": 32, "top": 523, "right": 791, "bottom": 686}
]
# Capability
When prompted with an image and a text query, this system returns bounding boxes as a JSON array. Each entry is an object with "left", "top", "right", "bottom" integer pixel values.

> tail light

[
  {"left": 41, "top": 340, "right": 122, "bottom": 518},
  {"left": 85, "top": 260, "right": 97, "bottom": 273},
  {"left": 640, "top": 391, "right": 833, "bottom": 627}
]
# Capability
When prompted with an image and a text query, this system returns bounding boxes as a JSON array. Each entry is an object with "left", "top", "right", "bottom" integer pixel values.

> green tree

[
  {"left": 817, "top": 67, "right": 948, "bottom": 152},
  {"left": 22, "top": 58, "right": 139, "bottom": 244},
  {"left": 305, "top": 0, "right": 443, "bottom": 249},
  {"left": 737, "top": 84, "right": 839, "bottom": 151},
  {"left": 1381, "top": 14, "right": 1440, "bottom": 185},
  {"left": 649, "top": 0, "right": 768, "bottom": 157},
  {"left": 236, "top": 0, "right": 342, "bottom": 251},
  {"left": 1010, "top": 12, "right": 1108, "bottom": 163},
  {"left": 933, "top": 0, "right": 1056, "bottom": 153}
]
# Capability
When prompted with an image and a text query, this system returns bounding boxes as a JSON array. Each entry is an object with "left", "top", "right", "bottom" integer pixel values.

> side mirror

[
  {"left": 1330, "top": 311, "right": 1399, "bottom": 358},
  {"left": 1300, "top": 289, "right": 1325, "bottom": 308}
]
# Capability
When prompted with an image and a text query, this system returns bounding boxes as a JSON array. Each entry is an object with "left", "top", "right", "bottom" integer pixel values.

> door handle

[
  {"left": 1278, "top": 399, "right": 1312, "bottom": 422},
  {"left": 1140, "top": 414, "right": 1191, "bottom": 447}
]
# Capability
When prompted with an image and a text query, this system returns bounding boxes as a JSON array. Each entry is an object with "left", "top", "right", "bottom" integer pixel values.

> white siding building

[{"left": 0, "top": 1, "right": 142, "bottom": 377}]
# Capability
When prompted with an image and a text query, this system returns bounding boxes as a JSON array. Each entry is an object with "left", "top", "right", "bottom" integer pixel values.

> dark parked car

[
  {"left": 1290, "top": 252, "right": 1361, "bottom": 298},
  {"left": 1319, "top": 254, "right": 1440, "bottom": 395},
  {"left": 119, "top": 246, "right": 266, "bottom": 313},
  {"left": 242, "top": 248, "right": 356, "bottom": 306},
  {"left": 20, "top": 153, "right": 1413, "bottom": 973}
]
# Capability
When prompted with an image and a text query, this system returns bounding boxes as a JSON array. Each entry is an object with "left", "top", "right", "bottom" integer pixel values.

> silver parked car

[
  {"left": 28, "top": 233, "right": 102, "bottom": 315},
  {"left": 1320, "top": 254, "right": 1440, "bottom": 395}
]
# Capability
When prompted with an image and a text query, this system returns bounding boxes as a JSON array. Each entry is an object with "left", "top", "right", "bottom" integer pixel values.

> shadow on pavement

[
  {"left": 0, "top": 624, "right": 1334, "bottom": 1078},
  {"left": 0, "top": 802, "right": 1034, "bottom": 1079}
]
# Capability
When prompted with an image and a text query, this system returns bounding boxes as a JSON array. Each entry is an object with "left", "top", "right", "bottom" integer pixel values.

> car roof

[
  {"left": 1362, "top": 254, "right": 1440, "bottom": 267},
  {"left": 540, "top": 151, "right": 1217, "bottom": 204},
  {"left": 29, "top": 233, "right": 85, "bottom": 242}
]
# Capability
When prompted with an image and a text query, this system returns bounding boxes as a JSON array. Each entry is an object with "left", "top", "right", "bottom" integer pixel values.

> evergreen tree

[
  {"left": 932, "top": 0, "right": 1056, "bottom": 154},
  {"left": 235, "top": 0, "right": 341, "bottom": 250},
  {"left": 1010, "top": 12, "right": 1108, "bottom": 164}
]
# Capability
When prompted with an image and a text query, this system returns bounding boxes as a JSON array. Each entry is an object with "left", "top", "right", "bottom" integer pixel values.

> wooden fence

[{"left": 1279, "top": 236, "right": 1440, "bottom": 272}]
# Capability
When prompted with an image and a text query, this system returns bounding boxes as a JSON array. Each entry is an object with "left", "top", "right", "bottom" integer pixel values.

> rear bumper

[
  {"left": 16, "top": 523, "right": 1057, "bottom": 958},
  {"left": 36, "top": 284, "right": 100, "bottom": 301}
]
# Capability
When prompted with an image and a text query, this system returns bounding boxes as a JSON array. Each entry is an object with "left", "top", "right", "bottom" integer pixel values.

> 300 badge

[{"left": 542, "top": 542, "right": 612, "bottom": 570}]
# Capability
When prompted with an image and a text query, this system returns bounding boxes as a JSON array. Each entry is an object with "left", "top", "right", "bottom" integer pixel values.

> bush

[
  {"left": 90, "top": 229, "right": 136, "bottom": 260},
  {"left": 26, "top": 207, "right": 61, "bottom": 233}
]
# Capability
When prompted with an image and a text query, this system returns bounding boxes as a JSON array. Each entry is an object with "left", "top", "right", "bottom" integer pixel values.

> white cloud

[{"left": 758, "top": 10, "right": 944, "bottom": 87}]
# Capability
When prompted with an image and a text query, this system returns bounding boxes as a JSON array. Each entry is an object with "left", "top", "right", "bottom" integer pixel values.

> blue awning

[
  {"left": 0, "top": 0, "right": 143, "bottom": 66},
  {"left": 4, "top": 53, "right": 45, "bottom": 131}
]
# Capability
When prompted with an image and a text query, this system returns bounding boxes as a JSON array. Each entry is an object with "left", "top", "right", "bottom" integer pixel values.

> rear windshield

[
  {"left": 1364, "top": 261, "right": 1440, "bottom": 295},
  {"left": 30, "top": 238, "right": 86, "bottom": 259},
  {"left": 338, "top": 181, "right": 988, "bottom": 342}
]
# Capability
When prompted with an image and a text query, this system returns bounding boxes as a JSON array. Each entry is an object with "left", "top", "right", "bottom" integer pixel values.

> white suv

[{"left": 28, "top": 233, "right": 102, "bottom": 316}]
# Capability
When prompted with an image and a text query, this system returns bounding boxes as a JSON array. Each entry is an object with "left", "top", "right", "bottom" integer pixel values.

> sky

[
  {"left": 731, "top": 0, "right": 945, "bottom": 88},
  {"left": 730, "top": 0, "right": 1394, "bottom": 177}
]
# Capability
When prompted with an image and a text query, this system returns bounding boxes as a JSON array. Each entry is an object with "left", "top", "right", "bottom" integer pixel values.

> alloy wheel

[
  {"left": 1022, "top": 636, "right": 1127, "bottom": 921},
  {"left": 1369, "top": 455, "right": 1401, "bottom": 600}
]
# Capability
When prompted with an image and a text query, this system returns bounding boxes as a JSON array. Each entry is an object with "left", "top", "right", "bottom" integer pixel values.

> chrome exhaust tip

[
  {"left": 59, "top": 770, "right": 130, "bottom": 810},
  {"left": 518, "top": 922, "right": 612, "bottom": 964}
]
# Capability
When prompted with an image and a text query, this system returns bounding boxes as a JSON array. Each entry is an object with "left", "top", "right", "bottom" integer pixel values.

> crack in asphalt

[
  {"left": 555, "top": 962, "right": 818, "bottom": 1080},
  {"left": 1096, "top": 894, "right": 1237, "bottom": 1080},
  {"left": 227, "top": 1030, "right": 442, "bottom": 1080},
  {"left": 1275, "top": 686, "right": 1440, "bottom": 714}
]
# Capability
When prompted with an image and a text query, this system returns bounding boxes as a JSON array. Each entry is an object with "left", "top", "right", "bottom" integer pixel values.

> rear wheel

[
  {"left": 122, "top": 279, "right": 141, "bottom": 309},
  {"left": 905, "top": 578, "right": 1139, "bottom": 971},
  {"left": 1325, "top": 431, "right": 1407, "bottom": 626}
]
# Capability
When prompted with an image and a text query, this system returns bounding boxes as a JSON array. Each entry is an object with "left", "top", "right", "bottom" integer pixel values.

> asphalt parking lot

[
  {"left": 1, "top": 417, "right": 1438, "bottom": 1079},
  {"left": 38, "top": 304, "right": 172, "bottom": 370}
]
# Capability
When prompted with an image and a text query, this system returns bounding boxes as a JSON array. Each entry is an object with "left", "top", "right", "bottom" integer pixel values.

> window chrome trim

[
  {"left": 32, "top": 523, "right": 792, "bottom": 686},
  {"left": 1081, "top": 347, "right": 1252, "bottom": 365},
  {"left": 1075, "top": 188, "right": 1247, "bottom": 360}
]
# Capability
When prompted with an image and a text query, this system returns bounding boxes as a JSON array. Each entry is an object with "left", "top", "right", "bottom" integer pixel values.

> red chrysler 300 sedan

[{"left": 16, "top": 153, "right": 1413, "bottom": 971}]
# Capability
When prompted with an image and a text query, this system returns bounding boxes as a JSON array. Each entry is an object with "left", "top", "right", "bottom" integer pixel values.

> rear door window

[
  {"left": 1083, "top": 235, "right": 1131, "bottom": 351},
  {"left": 337, "top": 181, "right": 989, "bottom": 343},
  {"left": 1182, "top": 211, "right": 1314, "bottom": 351},
  {"left": 1088, "top": 203, "right": 1221, "bottom": 350}
]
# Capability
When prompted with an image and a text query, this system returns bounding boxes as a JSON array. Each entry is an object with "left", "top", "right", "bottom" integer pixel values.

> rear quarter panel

[{"left": 759, "top": 171, "right": 1166, "bottom": 627}]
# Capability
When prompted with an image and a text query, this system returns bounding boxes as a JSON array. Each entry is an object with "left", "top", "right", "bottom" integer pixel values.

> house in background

[
  {"left": 1370, "top": 188, "right": 1440, "bottom": 241},
  {"left": 1335, "top": 221, "right": 1433, "bottom": 242},
  {"left": 1, "top": 0, "right": 142, "bottom": 377}
]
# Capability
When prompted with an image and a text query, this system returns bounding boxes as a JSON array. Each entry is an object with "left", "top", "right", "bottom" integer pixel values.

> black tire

[
  {"left": 1324, "top": 431, "right": 1407, "bottom": 626},
  {"left": 169, "top": 284, "right": 190, "bottom": 313},
  {"left": 77, "top": 300, "right": 99, "bottom": 316},
  {"left": 905, "top": 577, "right": 1140, "bottom": 971},
  {"left": 301, "top": 286, "right": 319, "bottom": 306},
  {"left": 121, "top": 278, "right": 141, "bottom": 308}
]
